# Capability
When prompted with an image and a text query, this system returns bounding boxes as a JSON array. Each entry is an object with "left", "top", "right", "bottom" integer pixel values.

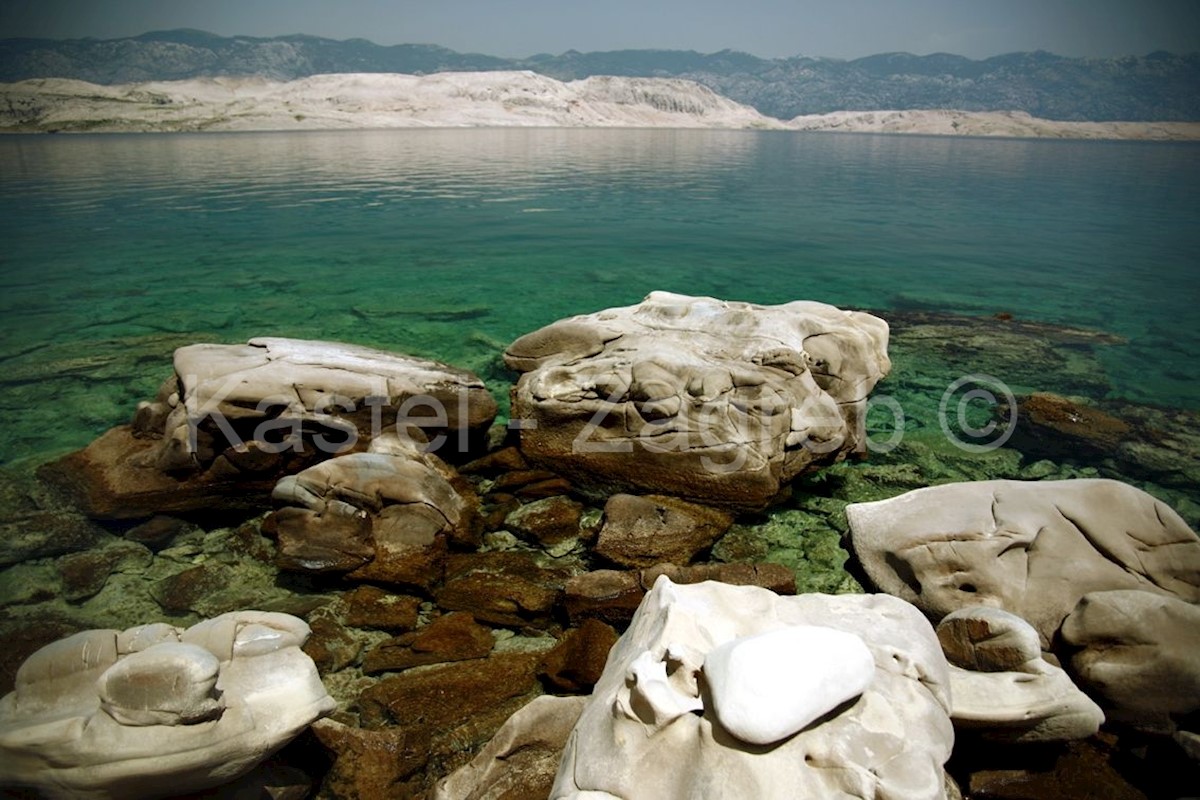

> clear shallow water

[{"left": 1, "top": 128, "right": 1198, "bottom": 465}]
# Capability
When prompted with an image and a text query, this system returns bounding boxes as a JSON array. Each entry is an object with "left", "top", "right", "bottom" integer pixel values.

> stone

[
  {"left": 124, "top": 515, "right": 193, "bottom": 550},
  {"left": 1061, "top": 590, "right": 1200, "bottom": 721},
  {"left": 594, "top": 493, "right": 734, "bottom": 568},
  {"left": 503, "top": 495, "right": 584, "bottom": 548},
  {"left": 553, "top": 577, "right": 955, "bottom": 799},
  {"left": 704, "top": 625, "right": 876, "bottom": 745},
  {"left": 433, "top": 694, "right": 587, "bottom": 800},
  {"left": 539, "top": 618, "right": 620, "bottom": 693},
  {"left": 40, "top": 337, "right": 497, "bottom": 519},
  {"left": 310, "top": 719, "right": 432, "bottom": 800},
  {"left": 57, "top": 539, "right": 152, "bottom": 602},
  {"left": 1006, "top": 392, "right": 1132, "bottom": 462},
  {"left": 846, "top": 478, "right": 1200, "bottom": 645},
  {"left": 270, "top": 445, "right": 478, "bottom": 590},
  {"left": 563, "top": 562, "right": 797, "bottom": 626},
  {"left": 504, "top": 291, "right": 890, "bottom": 509},
  {"left": 0, "top": 510, "right": 105, "bottom": 566},
  {"left": 302, "top": 612, "right": 362, "bottom": 674},
  {"left": 937, "top": 607, "right": 1104, "bottom": 742},
  {"left": 0, "top": 611, "right": 335, "bottom": 799},
  {"left": 362, "top": 612, "right": 494, "bottom": 674},
  {"left": 343, "top": 585, "right": 421, "bottom": 631},
  {"left": 435, "top": 552, "right": 568, "bottom": 628}
]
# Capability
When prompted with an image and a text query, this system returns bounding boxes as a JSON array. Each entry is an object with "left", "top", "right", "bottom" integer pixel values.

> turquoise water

[{"left": 1, "top": 128, "right": 1198, "bottom": 465}]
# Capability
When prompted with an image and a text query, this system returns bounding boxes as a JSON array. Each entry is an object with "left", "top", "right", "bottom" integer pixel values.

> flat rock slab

[
  {"left": 504, "top": 292, "right": 889, "bottom": 509},
  {"left": 846, "top": 478, "right": 1200, "bottom": 645}
]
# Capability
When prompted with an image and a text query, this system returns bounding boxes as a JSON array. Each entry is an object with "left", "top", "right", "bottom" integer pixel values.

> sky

[{"left": 1, "top": 0, "right": 1198, "bottom": 60}]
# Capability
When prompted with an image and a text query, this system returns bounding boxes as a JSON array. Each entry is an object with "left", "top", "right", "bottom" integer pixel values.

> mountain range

[{"left": 2, "top": 29, "right": 1198, "bottom": 122}]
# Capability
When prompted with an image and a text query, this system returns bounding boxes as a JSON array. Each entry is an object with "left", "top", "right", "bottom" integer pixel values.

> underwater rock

[
  {"left": 269, "top": 439, "right": 479, "bottom": 591},
  {"left": 0, "top": 610, "right": 335, "bottom": 799},
  {"left": 362, "top": 612, "right": 494, "bottom": 674},
  {"left": 42, "top": 337, "right": 496, "bottom": 519},
  {"left": 435, "top": 551, "right": 569, "bottom": 628},
  {"left": 552, "top": 577, "right": 954, "bottom": 799},
  {"left": 1061, "top": 590, "right": 1200, "bottom": 722},
  {"left": 433, "top": 694, "right": 587, "bottom": 800},
  {"left": 0, "top": 509, "right": 106, "bottom": 566},
  {"left": 1006, "top": 392, "right": 1132, "bottom": 461},
  {"left": 846, "top": 478, "right": 1200, "bottom": 646},
  {"left": 937, "top": 607, "right": 1104, "bottom": 742},
  {"left": 594, "top": 493, "right": 734, "bottom": 568},
  {"left": 539, "top": 618, "right": 621, "bottom": 693},
  {"left": 503, "top": 494, "right": 585, "bottom": 549},
  {"left": 504, "top": 291, "right": 890, "bottom": 509}
]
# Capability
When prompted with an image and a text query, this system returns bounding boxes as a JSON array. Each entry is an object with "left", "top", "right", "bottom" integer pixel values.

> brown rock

[
  {"left": 564, "top": 563, "right": 796, "bottom": 626},
  {"left": 562, "top": 570, "right": 647, "bottom": 627},
  {"left": 37, "top": 426, "right": 280, "bottom": 520},
  {"left": 458, "top": 446, "right": 529, "bottom": 475},
  {"left": 492, "top": 469, "right": 561, "bottom": 493},
  {"left": 0, "top": 615, "right": 87, "bottom": 695},
  {"left": 344, "top": 585, "right": 421, "bottom": 631},
  {"left": 56, "top": 540, "right": 152, "bottom": 602},
  {"left": 149, "top": 563, "right": 231, "bottom": 614},
  {"left": 363, "top": 612, "right": 493, "bottom": 674},
  {"left": 357, "top": 652, "right": 545, "bottom": 789},
  {"left": 515, "top": 477, "right": 575, "bottom": 500},
  {"left": 594, "top": 493, "right": 734, "bottom": 568},
  {"left": 539, "top": 618, "right": 619, "bottom": 693},
  {"left": 311, "top": 719, "right": 431, "bottom": 800},
  {"left": 125, "top": 515, "right": 193, "bottom": 550},
  {"left": 503, "top": 495, "right": 583, "bottom": 548},
  {"left": 271, "top": 507, "right": 376, "bottom": 574},
  {"left": 303, "top": 613, "right": 362, "bottom": 674},
  {"left": 436, "top": 552, "right": 568, "bottom": 628},
  {"left": 1009, "top": 392, "right": 1132, "bottom": 460}
]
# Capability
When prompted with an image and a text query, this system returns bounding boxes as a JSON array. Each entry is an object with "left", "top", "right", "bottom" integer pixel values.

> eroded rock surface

[
  {"left": 552, "top": 577, "right": 955, "bottom": 799},
  {"left": 846, "top": 479, "right": 1200, "bottom": 645},
  {"left": 504, "top": 292, "right": 890, "bottom": 509},
  {"left": 269, "top": 437, "right": 479, "bottom": 590},
  {"left": 42, "top": 337, "right": 496, "bottom": 519},
  {"left": 0, "top": 611, "right": 334, "bottom": 799}
]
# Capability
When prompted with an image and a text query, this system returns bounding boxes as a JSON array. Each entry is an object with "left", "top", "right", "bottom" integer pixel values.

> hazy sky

[{"left": 2, "top": 0, "right": 1198, "bottom": 59}]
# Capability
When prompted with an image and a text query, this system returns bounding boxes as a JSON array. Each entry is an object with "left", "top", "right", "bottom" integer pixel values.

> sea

[{"left": 1, "top": 128, "right": 1198, "bottom": 471}]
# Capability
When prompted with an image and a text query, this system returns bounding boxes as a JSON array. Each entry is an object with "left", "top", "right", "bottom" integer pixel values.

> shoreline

[{"left": 3, "top": 72, "right": 1199, "bottom": 141}]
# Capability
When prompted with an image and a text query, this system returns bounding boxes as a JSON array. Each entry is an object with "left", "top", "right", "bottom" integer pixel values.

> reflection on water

[{"left": 0, "top": 128, "right": 1198, "bottom": 464}]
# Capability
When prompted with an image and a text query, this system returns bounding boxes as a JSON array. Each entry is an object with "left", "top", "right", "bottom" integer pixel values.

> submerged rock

[
  {"left": 594, "top": 493, "right": 734, "bottom": 568},
  {"left": 0, "top": 611, "right": 335, "bottom": 799},
  {"left": 504, "top": 291, "right": 890, "bottom": 509},
  {"left": 553, "top": 577, "right": 955, "bottom": 799},
  {"left": 41, "top": 337, "right": 496, "bottom": 519}
]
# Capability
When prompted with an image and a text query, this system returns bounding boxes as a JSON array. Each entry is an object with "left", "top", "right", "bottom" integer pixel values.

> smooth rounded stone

[
  {"left": 846, "top": 478, "right": 1200, "bottom": 645},
  {"left": 594, "top": 493, "right": 734, "bottom": 569},
  {"left": 0, "top": 610, "right": 335, "bottom": 800},
  {"left": 937, "top": 607, "right": 1104, "bottom": 742},
  {"left": 504, "top": 291, "right": 890, "bottom": 510},
  {"left": 269, "top": 448, "right": 477, "bottom": 590},
  {"left": 703, "top": 625, "right": 875, "bottom": 745},
  {"left": 552, "top": 577, "right": 955, "bottom": 800},
  {"left": 1061, "top": 590, "right": 1200, "bottom": 720}
]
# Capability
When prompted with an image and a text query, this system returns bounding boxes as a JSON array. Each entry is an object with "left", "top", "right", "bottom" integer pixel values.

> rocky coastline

[{"left": 1, "top": 292, "right": 1198, "bottom": 798}]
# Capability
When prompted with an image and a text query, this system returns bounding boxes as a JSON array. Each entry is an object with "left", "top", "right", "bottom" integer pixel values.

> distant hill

[{"left": 2, "top": 30, "right": 1198, "bottom": 121}]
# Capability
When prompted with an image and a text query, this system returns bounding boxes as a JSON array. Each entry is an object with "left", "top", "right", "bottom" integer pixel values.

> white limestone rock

[
  {"left": 846, "top": 479, "right": 1200, "bottom": 645},
  {"left": 704, "top": 625, "right": 875, "bottom": 745},
  {"left": 1061, "top": 590, "right": 1200, "bottom": 721},
  {"left": 937, "top": 607, "right": 1104, "bottom": 742},
  {"left": 0, "top": 611, "right": 334, "bottom": 800},
  {"left": 505, "top": 291, "right": 890, "bottom": 509},
  {"left": 551, "top": 577, "right": 954, "bottom": 800}
]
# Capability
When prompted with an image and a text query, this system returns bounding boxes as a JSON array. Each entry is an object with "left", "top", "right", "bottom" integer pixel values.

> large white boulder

[
  {"left": 550, "top": 577, "right": 955, "bottom": 800},
  {"left": 0, "top": 611, "right": 335, "bottom": 799},
  {"left": 504, "top": 292, "right": 890, "bottom": 509}
]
